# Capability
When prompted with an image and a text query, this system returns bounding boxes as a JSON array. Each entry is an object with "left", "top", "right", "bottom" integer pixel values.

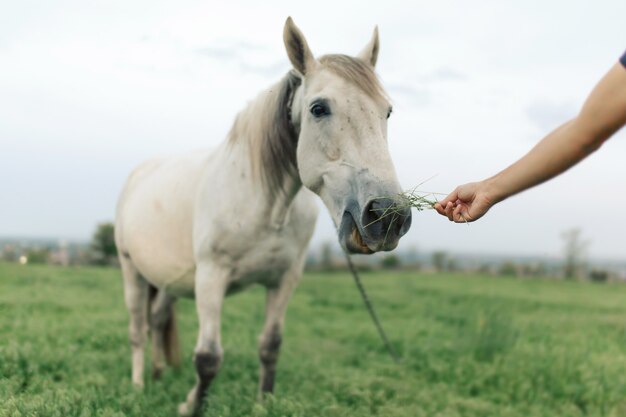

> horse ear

[
  {"left": 283, "top": 17, "right": 316, "bottom": 76},
  {"left": 358, "top": 26, "right": 379, "bottom": 67}
]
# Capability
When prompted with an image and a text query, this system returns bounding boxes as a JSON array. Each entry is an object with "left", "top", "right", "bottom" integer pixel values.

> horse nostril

[
  {"left": 370, "top": 199, "right": 389, "bottom": 219},
  {"left": 362, "top": 200, "right": 385, "bottom": 236},
  {"left": 361, "top": 198, "right": 411, "bottom": 240}
]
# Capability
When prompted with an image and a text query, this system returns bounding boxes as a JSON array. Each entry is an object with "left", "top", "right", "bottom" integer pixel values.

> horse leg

[
  {"left": 121, "top": 257, "right": 149, "bottom": 387},
  {"left": 258, "top": 268, "right": 299, "bottom": 398},
  {"left": 178, "top": 263, "right": 227, "bottom": 417},
  {"left": 149, "top": 288, "right": 177, "bottom": 379}
]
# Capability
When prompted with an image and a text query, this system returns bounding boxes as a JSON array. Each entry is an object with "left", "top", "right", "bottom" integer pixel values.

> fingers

[
  {"left": 452, "top": 204, "right": 467, "bottom": 223},
  {"left": 446, "top": 202, "right": 466, "bottom": 222},
  {"left": 434, "top": 200, "right": 472, "bottom": 223},
  {"left": 434, "top": 189, "right": 458, "bottom": 216},
  {"left": 441, "top": 201, "right": 455, "bottom": 221},
  {"left": 434, "top": 184, "right": 481, "bottom": 223},
  {"left": 435, "top": 199, "right": 462, "bottom": 222}
]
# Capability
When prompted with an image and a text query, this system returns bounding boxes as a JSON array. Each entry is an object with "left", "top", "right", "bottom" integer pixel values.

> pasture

[{"left": 2, "top": 262, "right": 626, "bottom": 417}]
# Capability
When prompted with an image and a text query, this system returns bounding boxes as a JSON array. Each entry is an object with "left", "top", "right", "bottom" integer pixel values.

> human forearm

[
  {"left": 484, "top": 118, "right": 600, "bottom": 203},
  {"left": 436, "top": 61, "right": 626, "bottom": 223},
  {"left": 436, "top": 120, "right": 607, "bottom": 223},
  {"left": 484, "top": 62, "right": 626, "bottom": 203}
]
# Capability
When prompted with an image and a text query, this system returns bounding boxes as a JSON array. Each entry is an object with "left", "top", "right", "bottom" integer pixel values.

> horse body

[
  {"left": 116, "top": 140, "right": 317, "bottom": 297},
  {"left": 116, "top": 18, "right": 412, "bottom": 416}
]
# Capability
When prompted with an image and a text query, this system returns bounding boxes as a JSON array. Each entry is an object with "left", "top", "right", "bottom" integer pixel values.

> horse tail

[
  {"left": 163, "top": 303, "right": 181, "bottom": 368},
  {"left": 148, "top": 284, "right": 182, "bottom": 369}
]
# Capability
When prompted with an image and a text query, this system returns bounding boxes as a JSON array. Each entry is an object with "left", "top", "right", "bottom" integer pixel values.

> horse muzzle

[{"left": 338, "top": 198, "right": 412, "bottom": 254}]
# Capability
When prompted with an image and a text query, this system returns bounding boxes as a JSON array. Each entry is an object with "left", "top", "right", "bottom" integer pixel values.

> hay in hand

[
  {"left": 397, "top": 189, "right": 441, "bottom": 212},
  {"left": 366, "top": 187, "right": 468, "bottom": 236},
  {"left": 365, "top": 188, "right": 441, "bottom": 229}
]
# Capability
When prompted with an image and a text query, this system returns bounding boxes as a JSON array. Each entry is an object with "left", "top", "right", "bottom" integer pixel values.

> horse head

[{"left": 284, "top": 17, "right": 412, "bottom": 254}]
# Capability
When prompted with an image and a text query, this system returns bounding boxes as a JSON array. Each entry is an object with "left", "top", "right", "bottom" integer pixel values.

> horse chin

[{"left": 338, "top": 212, "right": 374, "bottom": 254}]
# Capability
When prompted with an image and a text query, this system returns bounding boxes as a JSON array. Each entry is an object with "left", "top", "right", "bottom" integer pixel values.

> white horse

[{"left": 115, "top": 17, "right": 411, "bottom": 416}]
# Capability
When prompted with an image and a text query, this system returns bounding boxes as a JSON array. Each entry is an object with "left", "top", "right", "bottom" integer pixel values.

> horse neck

[{"left": 227, "top": 72, "right": 303, "bottom": 230}]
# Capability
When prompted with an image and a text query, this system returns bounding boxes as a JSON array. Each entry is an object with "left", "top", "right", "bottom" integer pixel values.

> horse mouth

[{"left": 339, "top": 212, "right": 374, "bottom": 254}]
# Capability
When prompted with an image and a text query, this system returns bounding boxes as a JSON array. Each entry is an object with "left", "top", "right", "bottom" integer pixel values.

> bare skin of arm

[{"left": 435, "top": 62, "right": 626, "bottom": 223}]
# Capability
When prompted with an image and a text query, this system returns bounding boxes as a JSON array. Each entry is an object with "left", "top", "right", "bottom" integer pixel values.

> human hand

[{"left": 434, "top": 181, "right": 496, "bottom": 223}]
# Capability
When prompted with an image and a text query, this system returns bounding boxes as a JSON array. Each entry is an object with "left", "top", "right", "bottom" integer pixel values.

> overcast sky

[{"left": 2, "top": 0, "right": 626, "bottom": 260}]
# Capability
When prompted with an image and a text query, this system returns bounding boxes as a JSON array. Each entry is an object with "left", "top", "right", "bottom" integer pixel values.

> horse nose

[{"left": 361, "top": 198, "right": 412, "bottom": 244}]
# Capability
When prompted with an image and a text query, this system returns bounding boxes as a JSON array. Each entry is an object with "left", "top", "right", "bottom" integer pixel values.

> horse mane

[
  {"left": 261, "top": 71, "right": 302, "bottom": 196},
  {"left": 227, "top": 55, "right": 386, "bottom": 197},
  {"left": 227, "top": 71, "right": 301, "bottom": 197}
]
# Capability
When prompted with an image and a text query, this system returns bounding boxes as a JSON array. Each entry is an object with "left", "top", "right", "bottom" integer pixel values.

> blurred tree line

[
  {"left": 0, "top": 222, "right": 118, "bottom": 267},
  {"left": 90, "top": 222, "right": 118, "bottom": 266},
  {"left": 0, "top": 225, "right": 619, "bottom": 282},
  {"left": 303, "top": 229, "right": 619, "bottom": 282}
]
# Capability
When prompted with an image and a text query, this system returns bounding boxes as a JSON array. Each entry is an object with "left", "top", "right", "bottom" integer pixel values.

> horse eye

[
  {"left": 387, "top": 107, "right": 393, "bottom": 119},
  {"left": 310, "top": 103, "right": 329, "bottom": 118}
]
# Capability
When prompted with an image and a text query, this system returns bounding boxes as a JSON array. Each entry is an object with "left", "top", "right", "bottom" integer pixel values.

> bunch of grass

[
  {"left": 366, "top": 188, "right": 441, "bottom": 228},
  {"left": 366, "top": 186, "right": 467, "bottom": 239},
  {"left": 397, "top": 188, "right": 441, "bottom": 212}
]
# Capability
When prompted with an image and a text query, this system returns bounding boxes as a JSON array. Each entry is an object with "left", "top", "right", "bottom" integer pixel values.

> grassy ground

[{"left": 2, "top": 262, "right": 626, "bottom": 417}]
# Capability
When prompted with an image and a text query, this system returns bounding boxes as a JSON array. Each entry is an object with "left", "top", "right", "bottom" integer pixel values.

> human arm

[{"left": 435, "top": 59, "right": 626, "bottom": 223}]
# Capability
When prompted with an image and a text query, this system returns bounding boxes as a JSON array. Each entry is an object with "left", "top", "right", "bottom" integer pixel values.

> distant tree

[
  {"left": 432, "top": 251, "right": 448, "bottom": 272},
  {"left": 381, "top": 254, "right": 401, "bottom": 270},
  {"left": 498, "top": 261, "right": 518, "bottom": 277},
  {"left": 589, "top": 269, "right": 609, "bottom": 283},
  {"left": 446, "top": 257, "right": 459, "bottom": 273},
  {"left": 477, "top": 263, "right": 494, "bottom": 275},
  {"left": 25, "top": 248, "right": 50, "bottom": 264},
  {"left": 561, "top": 228, "right": 589, "bottom": 280},
  {"left": 91, "top": 222, "right": 117, "bottom": 266},
  {"left": 304, "top": 253, "right": 318, "bottom": 271}
]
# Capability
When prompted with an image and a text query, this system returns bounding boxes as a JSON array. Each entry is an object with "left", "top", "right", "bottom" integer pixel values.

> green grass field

[{"left": 3, "top": 262, "right": 626, "bottom": 417}]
